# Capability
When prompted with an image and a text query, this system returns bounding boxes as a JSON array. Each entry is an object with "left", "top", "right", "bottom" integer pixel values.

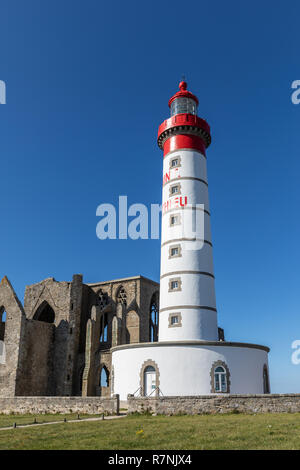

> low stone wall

[
  {"left": 127, "top": 394, "right": 300, "bottom": 415},
  {"left": 0, "top": 395, "right": 119, "bottom": 415}
]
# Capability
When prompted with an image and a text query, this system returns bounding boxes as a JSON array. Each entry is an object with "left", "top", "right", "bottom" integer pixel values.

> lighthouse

[
  {"left": 112, "top": 81, "right": 270, "bottom": 400},
  {"left": 158, "top": 81, "right": 218, "bottom": 342}
]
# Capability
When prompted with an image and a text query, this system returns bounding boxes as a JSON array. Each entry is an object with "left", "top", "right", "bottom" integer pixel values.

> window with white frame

[
  {"left": 168, "top": 312, "right": 182, "bottom": 327},
  {"left": 169, "top": 244, "right": 181, "bottom": 259},
  {"left": 170, "top": 214, "right": 180, "bottom": 226},
  {"left": 171, "top": 247, "right": 179, "bottom": 256},
  {"left": 214, "top": 366, "right": 227, "bottom": 392},
  {"left": 169, "top": 156, "right": 181, "bottom": 170},
  {"left": 168, "top": 277, "right": 181, "bottom": 292}
]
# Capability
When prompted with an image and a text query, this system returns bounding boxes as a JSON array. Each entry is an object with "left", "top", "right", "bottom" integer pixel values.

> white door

[{"left": 144, "top": 367, "right": 156, "bottom": 396}]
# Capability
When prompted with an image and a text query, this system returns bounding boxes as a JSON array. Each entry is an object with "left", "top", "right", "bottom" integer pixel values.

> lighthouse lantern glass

[{"left": 170, "top": 97, "right": 197, "bottom": 116}]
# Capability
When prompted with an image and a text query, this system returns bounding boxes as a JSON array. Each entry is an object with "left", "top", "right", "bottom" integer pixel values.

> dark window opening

[
  {"left": 99, "top": 366, "right": 109, "bottom": 388},
  {"left": 0, "top": 306, "right": 6, "bottom": 342},
  {"left": 149, "top": 293, "right": 159, "bottom": 342},
  {"left": 98, "top": 289, "right": 109, "bottom": 310},
  {"left": 263, "top": 365, "right": 270, "bottom": 394},
  {"left": 33, "top": 301, "right": 55, "bottom": 323},
  {"left": 100, "top": 313, "right": 108, "bottom": 342}
]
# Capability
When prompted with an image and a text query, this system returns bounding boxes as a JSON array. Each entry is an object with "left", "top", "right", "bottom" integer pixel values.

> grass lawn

[
  {"left": 0, "top": 413, "right": 103, "bottom": 429},
  {"left": 0, "top": 413, "right": 300, "bottom": 450}
]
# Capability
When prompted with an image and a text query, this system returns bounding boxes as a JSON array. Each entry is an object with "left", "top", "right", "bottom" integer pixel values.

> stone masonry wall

[
  {"left": 128, "top": 395, "right": 300, "bottom": 414},
  {"left": 139, "top": 278, "right": 159, "bottom": 343},
  {"left": 24, "top": 277, "right": 73, "bottom": 396},
  {"left": 0, "top": 395, "right": 119, "bottom": 415},
  {"left": 0, "top": 277, "right": 26, "bottom": 397},
  {"left": 16, "top": 320, "right": 55, "bottom": 396}
]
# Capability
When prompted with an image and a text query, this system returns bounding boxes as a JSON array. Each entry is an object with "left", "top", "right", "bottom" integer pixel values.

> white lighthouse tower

[
  {"left": 112, "top": 81, "right": 270, "bottom": 400},
  {"left": 158, "top": 81, "right": 218, "bottom": 342}
]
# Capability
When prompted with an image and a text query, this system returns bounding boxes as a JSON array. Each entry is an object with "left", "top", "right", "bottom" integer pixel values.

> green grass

[
  {"left": 0, "top": 413, "right": 300, "bottom": 450},
  {"left": 0, "top": 413, "right": 103, "bottom": 429}
]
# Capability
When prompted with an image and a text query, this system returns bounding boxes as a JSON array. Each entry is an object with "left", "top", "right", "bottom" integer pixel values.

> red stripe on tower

[{"left": 157, "top": 81, "right": 211, "bottom": 157}]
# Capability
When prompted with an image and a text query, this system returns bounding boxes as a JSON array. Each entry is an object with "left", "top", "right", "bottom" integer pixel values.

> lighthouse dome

[{"left": 168, "top": 81, "right": 199, "bottom": 116}]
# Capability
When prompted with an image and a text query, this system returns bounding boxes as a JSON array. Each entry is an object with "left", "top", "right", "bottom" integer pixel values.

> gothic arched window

[
  {"left": 149, "top": 293, "right": 159, "bottom": 342},
  {"left": 210, "top": 361, "right": 231, "bottom": 393},
  {"left": 214, "top": 366, "right": 227, "bottom": 393},
  {"left": 98, "top": 289, "right": 109, "bottom": 310},
  {"left": 99, "top": 313, "right": 108, "bottom": 342},
  {"left": 0, "top": 306, "right": 6, "bottom": 342},
  {"left": 33, "top": 301, "right": 55, "bottom": 323},
  {"left": 99, "top": 365, "right": 109, "bottom": 388},
  {"left": 117, "top": 287, "right": 127, "bottom": 306}
]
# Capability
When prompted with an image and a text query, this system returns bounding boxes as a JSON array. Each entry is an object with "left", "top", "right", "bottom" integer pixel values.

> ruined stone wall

[
  {"left": 16, "top": 320, "right": 55, "bottom": 396},
  {"left": 23, "top": 276, "right": 86, "bottom": 397},
  {"left": 24, "top": 277, "right": 72, "bottom": 326},
  {"left": 0, "top": 277, "right": 26, "bottom": 397},
  {"left": 97, "top": 350, "right": 112, "bottom": 397},
  {"left": 79, "top": 276, "right": 159, "bottom": 397},
  {"left": 65, "top": 275, "right": 84, "bottom": 396},
  {"left": 24, "top": 277, "right": 73, "bottom": 396},
  {"left": 0, "top": 274, "right": 160, "bottom": 398},
  {"left": 78, "top": 284, "right": 99, "bottom": 354},
  {"left": 128, "top": 394, "right": 300, "bottom": 414},
  {"left": 90, "top": 277, "right": 139, "bottom": 346},
  {"left": 139, "top": 278, "right": 159, "bottom": 343},
  {"left": 83, "top": 277, "right": 159, "bottom": 397},
  {"left": 0, "top": 395, "right": 119, "bottom": 415}
]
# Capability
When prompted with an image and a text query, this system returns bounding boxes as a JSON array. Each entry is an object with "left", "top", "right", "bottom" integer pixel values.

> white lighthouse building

[
  {"left": 112, "top": 81, "right": 270, "bottom": 400},
  {"left": 158, "top": 81, "right": 217, "bottom": 343}
]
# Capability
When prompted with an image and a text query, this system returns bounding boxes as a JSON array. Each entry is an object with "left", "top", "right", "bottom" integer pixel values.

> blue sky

[{"left": 0, "top": 0, "right": 299, "bottom": 392}]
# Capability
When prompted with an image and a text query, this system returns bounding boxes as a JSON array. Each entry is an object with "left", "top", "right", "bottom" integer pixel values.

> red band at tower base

[{"left": 163, "top": 134, "right": 206, "bottom": 157}]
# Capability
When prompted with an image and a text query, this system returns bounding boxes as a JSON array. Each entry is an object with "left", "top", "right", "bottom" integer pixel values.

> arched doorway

[
  {"left": 140, "top": 360, "right": 160, "bottom": 396},
  {"left": 143, "top": 366, "right": 156, "bottom": 396}
]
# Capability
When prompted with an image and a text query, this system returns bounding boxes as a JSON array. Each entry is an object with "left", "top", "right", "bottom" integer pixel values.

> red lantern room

[{"left": 157, "top": 81, "right": 211, "bottom": 156}]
